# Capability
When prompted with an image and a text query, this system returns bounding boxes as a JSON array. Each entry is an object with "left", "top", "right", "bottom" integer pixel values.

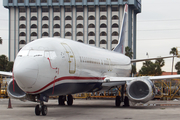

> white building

[{"left": 3, "top": 0, "right": 141, "bottom": 61}]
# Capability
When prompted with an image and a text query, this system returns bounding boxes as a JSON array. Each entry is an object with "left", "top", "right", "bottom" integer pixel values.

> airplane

[{"left": 0, "top": 4, "right": 180, "bottom": 116}]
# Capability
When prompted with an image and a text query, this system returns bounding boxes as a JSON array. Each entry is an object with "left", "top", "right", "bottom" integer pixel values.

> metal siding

[
  {"left": 8, "top": 8, "right": 11, "bottom": 60},
  {"left": 14, "top": 7, "right": 16, "bottom": 60}
]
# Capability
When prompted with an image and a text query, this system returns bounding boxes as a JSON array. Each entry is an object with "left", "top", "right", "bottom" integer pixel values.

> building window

[
  {"left": 78, "top": 40, "right": 83, "bottom": 43},
  {"left": 77, "top": 24, "right": 83, "bottom": 28},
  {"left": 42, "top": 16, "right": 49, "bottom": 20},
  {"left": 53, "top": 7, "right": 60, "bottom": 12},
  {"left": 77, "top": 16, "right": 83, "bottom": 20},
  {"left": 112, "top": 39, "right": 118, "bottom": 44},
  {"left": 112, "top": 31, "right": 119, "bottom": 36},
  {"left": 111, "top": 0, "right": 118, "bottom": 1},
  {"left": 87, "top": 0, "right": 94, "bottom": 2},
  {"left": 112, "top": 23, "right": 119, "bottom": 28},
  {"left": 88, "top": 32, "right": 95, "bottom": 36},
  {"left": 31, "top": 24, "right": 37, "bottom": 28},
  {"left": 9, "top": 0, "right": 13, "bottom": 3},
  {"left": 76, "top": 32, "right": 83, "bottom": 36},
  {"left": 65, "top": 24, "right": 72, "bottom": 28},
  {"left": 76, "top": 0, "right": 82, "bottom": 2},
  {"left": 52, "top": 0, "right": 59, "bottom": 3},
  {"left": 31, "top": 16, "right": 37, "bottom": 20},
  {"left": 31, "top": 8, "right": 37, "bottom": 12},
  {"left": 65, "top": 16, "right": 72, "bottom": 20},
  {"left": 19, "top": 16, "right": 26, "bottom": 21},
  {"left": 100, "top": 6, "right": 107, "bottom": 12},
  {"left": 41, "top": 0, "right": 47, "bottom": 3},
  {"left": 112, "top": 6, "right": 118, "bottom": 11},
  {"left": 88, "top": 24, "right": 95, "bottom": 28},
  {"left": 19, "top": 40, "right": 26, "bottom": 44},
  {"left": 31, "top": 32, "right": 37, "bottom": 36},
  {"left": 88, "top": 7, "right": 95, "bottom": 12},
  {"left": 99, "top": 0, "right": 106, "bottom": 2},
  {"left": 112, "top": 15, "right": 119, "bottom": 20},
  {"left": 42, "top": 32, "right": 49, "bottom": 36},
  {"left": 42, "top": 24, "right": 49, "bottom": 28},
  {"left": 29, "top": 0, "right": 36, "bottom": 3},
  {"left": 18, "top": 0, "right": 24, "bottom": 3},
  {"left": 88, "top": 16, "right": 95, "bottom": 20},
  {"left": 100, "top": 24, "right": 107, "bottom": 28},
  {"left": 100, "top": 31, "right": 107, "bottom": 36},
  {"left": 19, "top": 8, "right": 26, "bottom": 12},
  {"left": 54, "top": 16, "right": 60, "bottom": 20},
  {"left": 54, "top": 32, "right": 60, "bottom": 36},
  {"left": 100, "top": 15, "right": 107, "bottom": 20},
  {"left": 42, "top": 8, "right": 49, "bottom": 12},
  {"left": 65, "top": 32, "right": 72, "bottom": 36},
  {"left": 53, "top": 24, "right": 60, "bottom": 28},
  {"left": 19, "top": 32, "right": 26, "bottom": 36},
  {"left": 65, "top": 7, "right": 71, "bottom": 12},
  {"left": 19, "top": 24, "right": 26, "bottom": 29},
  {"left": 64, "top": 0, "right": 70, "bottom": 2},
  {"left": 100, "top": 40, "right": 107, "bottom": 44},
  {"left": 89, "top": 40, "right": 95, "bottom": 44},
  {"left": 76, "top": 7, "right": 83, "bottom": 12}
]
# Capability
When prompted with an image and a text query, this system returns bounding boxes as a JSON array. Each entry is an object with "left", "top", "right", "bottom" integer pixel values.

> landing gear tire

[
  {"left": 42, "top": 105, "right": 48, "bottom": 116},
  {"left": 123, "top": 96, "right": 130, "bottom": 107},
  {"left": 35, "top": 105, "right": 40, "bottom": 116},
  {"left": 67, "top": 95, "right": 73, "bottom": 106},
  {"left": 115, "top": 96, "right": 121, "bottom": 107},
  {"left": 58, "top": 96, "right": 66, "bottom": 105}
]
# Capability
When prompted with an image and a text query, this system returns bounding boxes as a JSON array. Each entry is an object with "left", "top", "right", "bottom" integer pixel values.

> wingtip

[{"left": 125, "top": 4, "right": 128, "bottom": 13}]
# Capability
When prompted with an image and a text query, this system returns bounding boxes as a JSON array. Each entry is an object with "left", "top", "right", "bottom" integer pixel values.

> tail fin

[{"left": 113, "top": 4, "right": 128, "bottom": 54}]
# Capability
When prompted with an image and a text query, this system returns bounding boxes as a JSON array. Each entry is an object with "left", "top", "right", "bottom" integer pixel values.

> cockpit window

[
  {"left": 17, "top": 50, "right": 29, "bottom": 57},
  {"left": 17, "top": 50, "right": 57, "bottom": 58},
  {"left": 45, "top": 51, "right": 57, "bottom": 59},
  {"left": 29, "top": 50, "right": 44, "bottom": 57}
]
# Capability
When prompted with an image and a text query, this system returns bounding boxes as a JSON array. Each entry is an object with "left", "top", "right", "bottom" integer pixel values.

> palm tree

[
  {"left": 0, "top": 55, "right": 8, "bottom": 71},
  {"left": 170, "top": 47, "right": 178, "bottom": 75}
]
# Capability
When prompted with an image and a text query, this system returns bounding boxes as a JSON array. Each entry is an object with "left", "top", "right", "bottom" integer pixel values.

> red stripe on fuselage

[{"left": 26, "top": 76, "right": 105, "bottom": 94}]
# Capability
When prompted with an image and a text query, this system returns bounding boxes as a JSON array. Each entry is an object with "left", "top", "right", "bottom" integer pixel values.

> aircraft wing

[
  {"left": 131, "top": 55, "right": 179, "bottom": 63},
  {"left": 0, "top": 71, "right": 12, "bottom": 76},
  {"left": 102, "top": 75, "right": 180, "bottom": 87}
]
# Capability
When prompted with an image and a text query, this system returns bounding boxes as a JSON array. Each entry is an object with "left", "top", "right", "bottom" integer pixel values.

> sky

[{"left": 0, "top": 0, "right": 180, "bottom": 72}]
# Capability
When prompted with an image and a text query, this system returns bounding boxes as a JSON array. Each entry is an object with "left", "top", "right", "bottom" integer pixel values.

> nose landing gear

[{"left": 35, "top": 101, "right": 48, "bottom": 116}]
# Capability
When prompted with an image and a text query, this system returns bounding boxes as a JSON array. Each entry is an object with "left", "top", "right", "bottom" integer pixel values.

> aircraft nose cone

[{"left": 14, "top": 58, "right": 39, "bottom": 89}]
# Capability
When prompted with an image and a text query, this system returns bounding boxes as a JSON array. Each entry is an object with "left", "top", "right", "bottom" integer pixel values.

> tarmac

[{"left": 0, "top": 98, "right": 180, "bottom": 120}]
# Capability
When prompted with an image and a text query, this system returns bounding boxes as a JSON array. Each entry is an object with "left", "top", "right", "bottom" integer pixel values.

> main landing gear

[
  {"left": 58, "top": 95, "right": 73, "bottom": 106},
  {"left": 115, "top": 85, "right": 130, "bottom": 107}
]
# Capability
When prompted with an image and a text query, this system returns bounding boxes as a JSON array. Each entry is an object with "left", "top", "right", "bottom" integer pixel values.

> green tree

[
  {"left": 0, "top": 37, "right": 2, "bottom": 44},
  {"left": 125, "top": 46, "right": 133, "bottom": 59},
  {"left": 0, "top": 55, "right": 14, "bottom": 72},
  {"left": 131, "top": 65, "right": 137, "bottom": 76},
  {"left": 139, "top": 59, "right": 165, "bottom": 76},
  {"left": 0, "top": 55, "right": 8, "bottom": 71},
  {"left": 175, "top": 62, "right": 180, "bottom": 74},
  {"left": 170, "top": 47, "right": 178, "bottom": 75}
]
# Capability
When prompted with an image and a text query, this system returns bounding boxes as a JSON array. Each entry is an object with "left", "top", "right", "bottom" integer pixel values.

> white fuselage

[{"left": 13, "top": 38, "right": 131, "bottom": 96}]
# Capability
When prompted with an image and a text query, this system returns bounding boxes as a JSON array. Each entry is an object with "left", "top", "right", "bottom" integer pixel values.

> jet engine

[
  {"left": 7, "top": 79, "right": 26, "bottom": 101},
  {"left": 126, "top": 77, "right": 155, "bottom": 103}
]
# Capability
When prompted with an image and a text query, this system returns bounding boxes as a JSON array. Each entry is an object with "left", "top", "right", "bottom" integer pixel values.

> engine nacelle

[
  {"left": 126, "top": 77, "right": 155, "bottom": 103},
  {"left": 7, "top": 79, "right": 26, "bottom": 101}
]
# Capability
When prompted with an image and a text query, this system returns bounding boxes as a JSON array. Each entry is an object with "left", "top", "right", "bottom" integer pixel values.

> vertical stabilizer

[{"left": 113, "top": 4, "right": 128, "bottom": 54}]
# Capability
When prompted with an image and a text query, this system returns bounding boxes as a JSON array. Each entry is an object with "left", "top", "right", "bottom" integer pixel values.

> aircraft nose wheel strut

[{"left": 35, "top": 101, "right": 48, "bottom": 116}]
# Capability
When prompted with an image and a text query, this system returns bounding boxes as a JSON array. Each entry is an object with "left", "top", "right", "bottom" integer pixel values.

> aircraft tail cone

[{"left": 7, "top": 98, "right": 12, "bottom": 109}]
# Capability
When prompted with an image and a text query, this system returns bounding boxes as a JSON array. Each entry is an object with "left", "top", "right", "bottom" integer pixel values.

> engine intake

[
  {"left": 7, "top": 79, "right": 26, "bottom": 101},
  {"left": 126, "top": 77, "right": 155, "bottom": 103}
]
